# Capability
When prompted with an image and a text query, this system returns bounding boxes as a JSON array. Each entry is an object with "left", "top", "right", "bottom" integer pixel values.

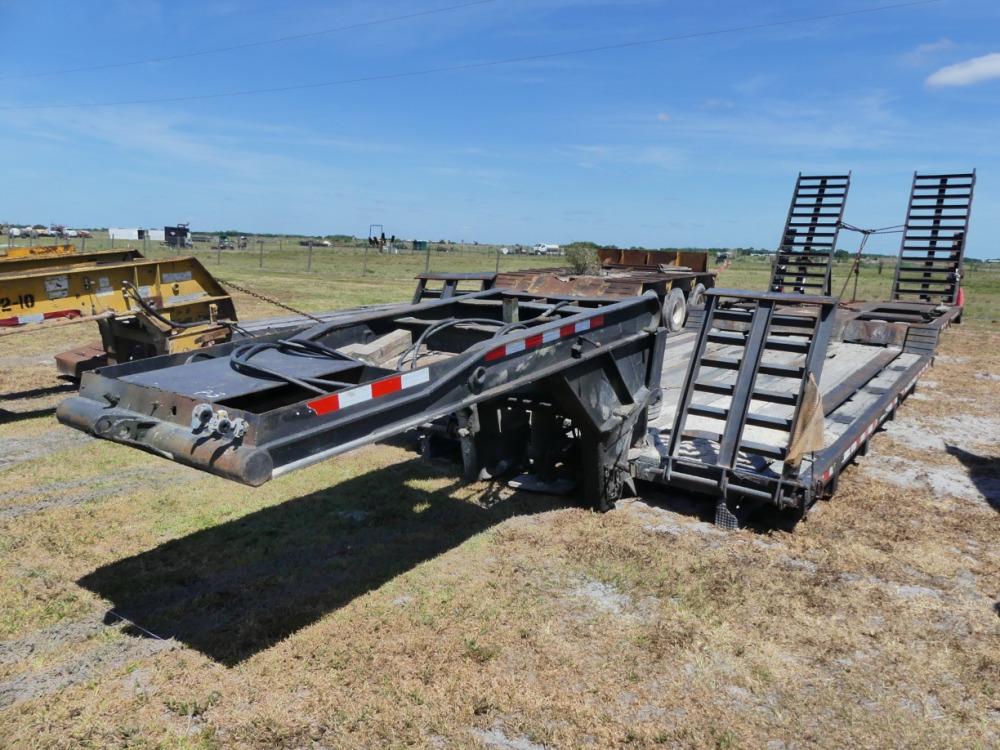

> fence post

[
  {"left": 362, "top": 243, "right": 370, "bottom": 276},
  {"left": 424, "top": 242, "right": 431, "bottom": 273},
  {"left": 258, "top": 239, "right": 264, "bottom": 269},
  {"left": 307, "top": 241, "right": 313, "bottom": 273},
  {"left": 217, "top": 243, "right": 222, "bottom": 265},
  {"left": 495, "top": 246, "right": 501, "bottom": 273}
]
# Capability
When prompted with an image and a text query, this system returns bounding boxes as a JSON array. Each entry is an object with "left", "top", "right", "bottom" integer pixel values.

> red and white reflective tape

[
  {"left": 305, "top": 313, "right": 608, "bottom": 417},
  {"left": 0, "top": 309, "right": 81, "bottom": 327},
  {"left": 485, "top": 314, "right": 605, "bottom": 362},
  {"left": 306, "top": 368, "right": 430, "bottom": 416}
]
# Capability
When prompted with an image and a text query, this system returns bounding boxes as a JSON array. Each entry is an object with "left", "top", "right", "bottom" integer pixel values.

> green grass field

[{"left": 13, "top": 230, "right": 998, "bottom": 322}]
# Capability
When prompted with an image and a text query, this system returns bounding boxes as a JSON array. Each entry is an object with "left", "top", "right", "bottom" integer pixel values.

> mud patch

[
  {"left": 0, "top": 615, "right": 127, "bottom": 672},
  {"left": 571, "top": 577, "right": 632, "bottom": 615},
  {"left": 472, "top": 725, "right": 545, "bottom": 750},
  {"left": 0, "top": 429, "right": 90, "bottom": 472},
  {"left": 0, "top": 354, "right": 58, "bottom": 370},
  {"left": 0, "top": 465, "right": 198, "bottom": 520},
  {"left": 0, "top": 623, "right": 176, "bottom": 708},
  {"left": 863, "top": 455, "right": 1000, "bottom": 509},
  {"left": 840, "top": 573, "right": 945, "bottom": 601},
  {"left": 616, "top": 498, "right": 724, "bottom": 540},
  {"left": 881, "top": 415, "right": 1000, "bottom": 453}
]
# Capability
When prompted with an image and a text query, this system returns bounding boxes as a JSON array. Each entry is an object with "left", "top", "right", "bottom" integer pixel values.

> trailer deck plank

[
  {"left": 653, "top": 337, "right": 897, "bottom": 430},
  {"left": 650, "top": 335, "right": 916, "bottom": 479}
]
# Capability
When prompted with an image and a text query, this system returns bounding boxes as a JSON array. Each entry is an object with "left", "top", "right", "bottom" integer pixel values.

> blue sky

[{"left": 1, "top": 0, "right": 998, "bottom": 257}]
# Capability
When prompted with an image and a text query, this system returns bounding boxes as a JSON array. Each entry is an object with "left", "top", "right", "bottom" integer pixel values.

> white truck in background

[{"left": 531, "top": 243, "right": 561, "bottom": 255}]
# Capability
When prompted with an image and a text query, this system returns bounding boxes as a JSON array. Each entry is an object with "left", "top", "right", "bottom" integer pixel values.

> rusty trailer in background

[{"left": 413, "top": 248, "right": 717, "bottom": 333}]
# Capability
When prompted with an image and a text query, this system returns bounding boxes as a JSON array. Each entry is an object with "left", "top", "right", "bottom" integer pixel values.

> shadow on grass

[
  {"left": 2, "top": 383, "right": 76, "bottom": 400},
  {"left": 0, "top": 406, "right": 57, "bottom": 424},
  {"left": 945, "top": 444, "right": 1000, "bottom": 512},
  {"left": 78, "top": 457, "right": 569, "bottom": 666},
  {"left": 0, "top": 383, "right": 76, "bottom": 424},
  {"left": 635, "top": 481, "right": 801, "bottom": 533}
]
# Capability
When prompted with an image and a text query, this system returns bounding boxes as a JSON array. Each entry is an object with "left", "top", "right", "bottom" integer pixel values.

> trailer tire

[
  {"left": 688, "top": 282, "right": 707, "bottom": 309},
  {"left": 662, "top": 288, "right": 687, "bottom": 332}
]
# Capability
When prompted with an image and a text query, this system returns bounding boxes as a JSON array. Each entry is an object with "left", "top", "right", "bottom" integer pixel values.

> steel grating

[
  {"left": 890, "top": 171, "right": 976, "bottom": 304},
  {"left": 663, "top": 289, "right": 837, "bottom": 524},
  {"left": 769, "top": 173, "right": 851, "bottom": 296}
]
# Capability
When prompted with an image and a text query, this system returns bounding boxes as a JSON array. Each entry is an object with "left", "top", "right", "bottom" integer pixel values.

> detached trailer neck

[{"left": 58, "top": 290, "right": 666, "bottom": 511}]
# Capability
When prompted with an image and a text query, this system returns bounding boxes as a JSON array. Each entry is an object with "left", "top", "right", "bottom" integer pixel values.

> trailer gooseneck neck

[{"left": 58, "top": 289, "right": 666, "bottom": 511}]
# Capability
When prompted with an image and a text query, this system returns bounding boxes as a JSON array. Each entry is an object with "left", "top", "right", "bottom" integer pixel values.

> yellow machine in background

[
  {"left": 0, "top": 249, "right": 238, "bottom": 377},
  {"left": 0, "top": 243, "right": 79, "bottom": 263}
]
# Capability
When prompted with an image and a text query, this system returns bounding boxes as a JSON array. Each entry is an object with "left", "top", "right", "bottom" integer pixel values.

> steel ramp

[
  {"left": 769, "top": 173, "right": 851, "bottom": 296},
  {"left": 890, "top": 171, "right": 976, "bottom": 304},
  {"left": 662, "top": 289, "right": 837, "bottom": 527}
]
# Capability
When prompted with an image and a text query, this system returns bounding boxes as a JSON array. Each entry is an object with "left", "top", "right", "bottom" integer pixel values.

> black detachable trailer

[
  {"left": 58, "top": 289, "right": 666, "bottom": 511},
  {"left": 52, "top": 170, "right": 977, "bottom": 529},
  {"left": 58, "top": 282, "right": 942, "bottom": 529}
]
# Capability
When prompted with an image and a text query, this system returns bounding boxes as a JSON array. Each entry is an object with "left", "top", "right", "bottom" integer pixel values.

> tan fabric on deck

[{"left": 786, "top": 373, "right": 825, "bottom": 465}]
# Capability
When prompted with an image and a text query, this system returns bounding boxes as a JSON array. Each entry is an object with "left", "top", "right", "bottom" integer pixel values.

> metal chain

[{"left": 216, "top": 277, "right": 324, "bottom": 322}]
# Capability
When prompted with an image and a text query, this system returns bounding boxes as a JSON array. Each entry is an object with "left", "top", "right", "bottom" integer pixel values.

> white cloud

[
  {"left": 900, "top": 38, "right": 955, "bottom": 66},
  {"left": 561, "top": 144, "right": 682, "bottom": 170},
  {"left": 927, "top": 53, "right": 1000, "bottom": 87},
  {"left": 914, "top": 38, "right": 955, "bottom": 55},
  {"left": 656, "top": 112, "right": 671, "bottom": 122},
  {"left": 702, "top": 98, "right": 735, "bottom": 110}
]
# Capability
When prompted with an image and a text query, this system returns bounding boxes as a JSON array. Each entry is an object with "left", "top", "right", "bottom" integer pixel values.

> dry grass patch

[{"left": 0, "top": 277, "right": 998, "bottom": 747}]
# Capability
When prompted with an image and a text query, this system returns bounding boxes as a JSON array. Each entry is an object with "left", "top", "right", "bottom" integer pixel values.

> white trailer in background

[{"left": 109, "top": 228, "right": 140, "bottom": 242}]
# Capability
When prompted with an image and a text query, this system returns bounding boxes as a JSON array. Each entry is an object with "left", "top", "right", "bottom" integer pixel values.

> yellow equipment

[
  {"left": 0, "top": 250, "right": 237, "bottom": 377},
  {"left": 0, "top": 243, "right": 79, "bottom": 263}
]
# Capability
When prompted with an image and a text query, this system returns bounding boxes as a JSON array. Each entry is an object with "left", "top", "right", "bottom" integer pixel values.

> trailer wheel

[
  {"left": 662, "top": 288, "right": 687, "bottom": 332},
  {"left": 688, "top": 282, "right": 707, "bottom": 309}
]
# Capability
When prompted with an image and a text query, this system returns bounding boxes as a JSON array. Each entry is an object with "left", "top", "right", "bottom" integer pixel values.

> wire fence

[
  {"left": 1, "top": 233, "right": 564, "bottom": 281},
  {"left": 3, "top": 232, "right": 999, "bottom": 319}
]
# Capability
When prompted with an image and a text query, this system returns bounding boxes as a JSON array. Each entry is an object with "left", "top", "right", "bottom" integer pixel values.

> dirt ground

[{"left": 0, "top": 305, "right": 997, "bottom": 748}]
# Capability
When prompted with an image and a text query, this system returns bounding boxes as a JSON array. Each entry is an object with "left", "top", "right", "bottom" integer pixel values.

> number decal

[{"left": 0, "top": 295, "right": 38, "bottom": 311}]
